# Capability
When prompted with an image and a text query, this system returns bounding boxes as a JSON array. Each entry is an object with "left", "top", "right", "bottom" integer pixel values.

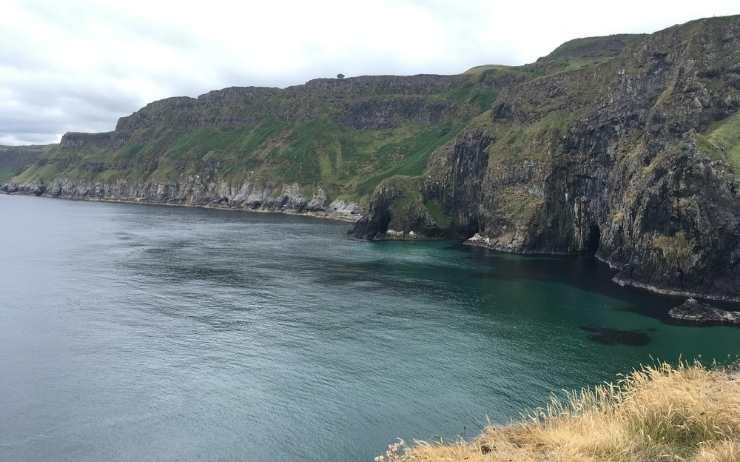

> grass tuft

[{"left": 377, "top": 361, "right": 740, "bottom": 461}]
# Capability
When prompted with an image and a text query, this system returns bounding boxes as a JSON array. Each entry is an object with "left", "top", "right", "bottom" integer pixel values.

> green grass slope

[
  {"left": 11, "top": 67, "right": 527, "bottom": 204},
  {"left": 696, "top": 110, "right": 740, "bottom": 179},
  {"left": 0, "top": 145, "right": 52, "bottom": 183},
  {"left": 9, "top": 29, "right": 663, "bottom": 206}
]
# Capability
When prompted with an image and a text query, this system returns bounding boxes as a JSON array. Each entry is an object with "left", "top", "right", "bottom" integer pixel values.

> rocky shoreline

[
  {"left": 463, "top": 232, "right": 574, "bottom": 256},
  {"left": 0, "top": 181, "right": 364, "bottom": 223},
  {"left": 352, "top": 226, "right": 740, "bottom": 305},
  {"left": 668, "top": 298, "right": 740, "bottom": 325},
  {"left": 5, "top": 181, "right": 739, "bottom": 316},
  {"left": 466, "top": 233, "right": 740, "bottom": 305},
  {"left": 612, "top": 277, "right": 740, "bottom": 305}
]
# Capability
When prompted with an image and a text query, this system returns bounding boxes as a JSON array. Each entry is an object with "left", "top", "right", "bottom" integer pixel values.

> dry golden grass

[{"left": 377, "top": 362, "right": 739, "bottom": 462}]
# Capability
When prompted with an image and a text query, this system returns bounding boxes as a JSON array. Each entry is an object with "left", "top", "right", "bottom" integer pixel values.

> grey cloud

[
  {"left": 2, "top": 0, "right": 738, "bottom": 145},
  {"left": 25, "top": 0, "right": 198, "bottom": 50}
]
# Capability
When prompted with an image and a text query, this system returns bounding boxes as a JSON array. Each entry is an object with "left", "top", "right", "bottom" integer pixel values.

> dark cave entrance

[{"left": 584, "top": 224, "right": 601, "bottom": 255}]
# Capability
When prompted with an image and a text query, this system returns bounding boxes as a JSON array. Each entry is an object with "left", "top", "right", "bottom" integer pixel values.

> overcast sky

[{"left": 2, "top": 0, "right": 738, "bottom": 145}]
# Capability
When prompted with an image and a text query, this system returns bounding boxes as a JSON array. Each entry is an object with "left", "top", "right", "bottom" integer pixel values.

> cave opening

[{"left": 584, "top": 224, "right": 601, "bottom": 255}]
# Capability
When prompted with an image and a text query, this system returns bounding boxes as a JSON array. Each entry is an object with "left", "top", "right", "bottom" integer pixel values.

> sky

[{"left": 1, "top": 0, "right": 738, "bottom": 145}]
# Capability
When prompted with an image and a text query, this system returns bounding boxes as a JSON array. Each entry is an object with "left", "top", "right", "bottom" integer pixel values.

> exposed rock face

[
  {"left": 424, "top": 128, "right": 493, "bottom": 237},
  {"left": 669, "top": 298, "right": 740, "bottom": 325},
  {"left": 338, "top": 97, "right": 453, "bottom": 130},
  {"left": 351, "top": 176, "right": 441, "bottom": 239},
  {"left": 354, "top": 16, "right": 740, "bottom": 302},
  {"left": 95, "top": 75, "right": 471, "bottom": 145},
  {"left": 3, "top": 178, "right": 362, "bottom": 222}
]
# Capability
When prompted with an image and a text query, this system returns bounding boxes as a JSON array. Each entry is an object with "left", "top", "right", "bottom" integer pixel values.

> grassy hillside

[
  {"left": 14, "top": 119, "right": 466, "bottom": 204},
  {"left": 377, "top": 362, "right": 739, "bottom": 462},
  {"left": 10, "top": 68, "right": 520, "bottom": 187},
  {"left": 696, "top": 111, "right": 740, "bottom": 180},
  {"left": 7, "top": 36, "right": 637, "bottom": 206},
  {"left": 0, "top": 145, "right": 51, "bottom": 183}
]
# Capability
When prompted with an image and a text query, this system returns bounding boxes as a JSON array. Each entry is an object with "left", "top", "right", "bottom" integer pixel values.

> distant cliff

[
  {"left": 3, "top": 15, "right": 739, "bottom": 300},
  {"left": 3, "top": 72, "right": 512, "bottom": 221},
  {"left": 0, "top": 145, "right": 51, "bottom": 184}
]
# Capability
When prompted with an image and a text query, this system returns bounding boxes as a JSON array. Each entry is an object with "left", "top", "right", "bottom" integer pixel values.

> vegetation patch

[
  {"left": 377, "top": 361, "right": 740, "bottom": 462},
  {"left": 0, "top": 168, "right": 17, "bottom": 184},
  {"left": 697, "top": 110, "right": 740, "bottom": 179},
  {"left": 422, "top": 199, "right": 451, "bottom": 227},
  {"left": 489, "top": 112, "right": 573, "bottom": 165},
  {"left": 354, "top": 124, "right": 463, "bottom": 197}
]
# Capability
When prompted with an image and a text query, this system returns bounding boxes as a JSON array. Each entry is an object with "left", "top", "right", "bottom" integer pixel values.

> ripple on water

[{"left": 1, "top": 196, "right": 738, "bottom": 462}]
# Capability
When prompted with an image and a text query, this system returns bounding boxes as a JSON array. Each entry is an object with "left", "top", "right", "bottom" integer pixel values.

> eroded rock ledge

[{"left": 669, "top": 298, "right": 740, "bottom": 325}]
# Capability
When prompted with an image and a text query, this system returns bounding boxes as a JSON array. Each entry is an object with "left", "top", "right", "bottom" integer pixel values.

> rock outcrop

[
  {"left": 353, "top": 16, "right": 740, "bottom": 302},
  {"left": 669, "top": 298, "right": 740, "bottom": 325}
]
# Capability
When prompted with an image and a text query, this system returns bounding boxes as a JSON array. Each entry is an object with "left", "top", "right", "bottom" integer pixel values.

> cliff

[
  {"left": 3, "top": 71, "right": 517, "bottom": 220},
  {"left": 0, "top": 145, "right": 51, "bottom": 184},
  {"left": 353, "top": 16, "right": 740, "bottom": 302},
  {"left": 3, "top": 15, "right": 739, "bottom": 300}
]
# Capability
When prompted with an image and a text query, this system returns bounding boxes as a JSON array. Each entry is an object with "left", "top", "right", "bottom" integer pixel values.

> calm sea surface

[{"left": 1, "top": 195, "right": 738, "bottom": 461}]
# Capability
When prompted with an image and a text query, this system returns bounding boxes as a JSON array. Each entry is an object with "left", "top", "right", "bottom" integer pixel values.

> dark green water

[{"left": 0, "top": 195, "right": 737, "bottom": 462}]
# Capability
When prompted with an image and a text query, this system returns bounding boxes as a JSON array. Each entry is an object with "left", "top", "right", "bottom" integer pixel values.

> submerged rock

[
  {"left": 580, "top": 326, "right": 652, "bottom": 346},
  {"left": 668, "top": 298, "right": 740, "bottom": 325}
]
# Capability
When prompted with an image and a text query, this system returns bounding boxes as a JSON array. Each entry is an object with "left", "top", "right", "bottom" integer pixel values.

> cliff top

[{"left": 378, "top": 362, "right": 740, "bottom": 461}]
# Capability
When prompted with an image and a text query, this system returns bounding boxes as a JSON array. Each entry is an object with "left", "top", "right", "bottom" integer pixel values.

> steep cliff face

[
  {"left": 5, "top": 15, "right": 739, "bottom": 300},
  {"left": 4, "top": 71, "right": 515, "bottom": 219},
  {"left": 354, "top": 16, "right": 740, "bottom": 301}
]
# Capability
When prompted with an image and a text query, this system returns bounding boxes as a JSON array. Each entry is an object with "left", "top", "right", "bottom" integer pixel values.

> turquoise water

[{"left": 0, "top": 195, "right": 737, "bottom": 461}]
